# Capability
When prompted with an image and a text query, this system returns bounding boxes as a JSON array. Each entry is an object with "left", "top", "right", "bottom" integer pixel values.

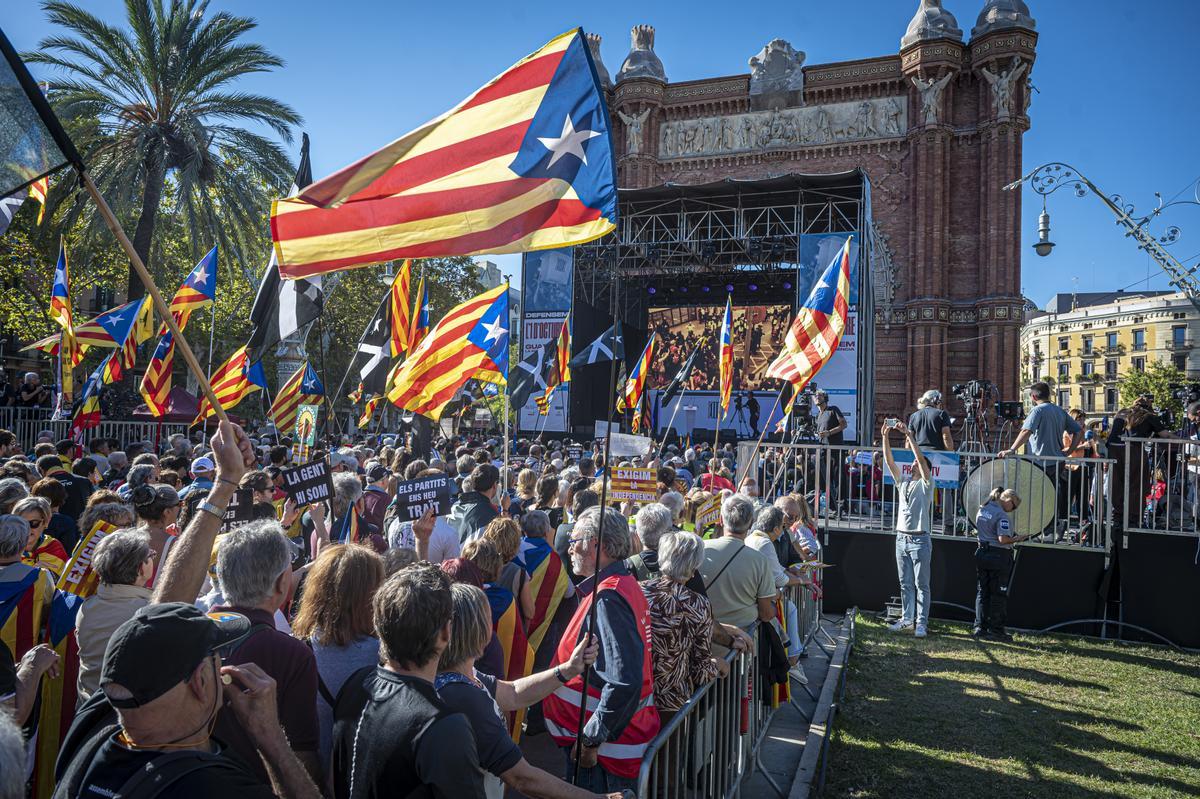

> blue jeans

[
  {"left": 895, "top": 533, "right": 932, "bottom": 626},
  {"left": 785, "top": 597, "right": 804, "bottom": 657},
  {"left": 562, "top": 748, "right": 639, "bottom": 794}
]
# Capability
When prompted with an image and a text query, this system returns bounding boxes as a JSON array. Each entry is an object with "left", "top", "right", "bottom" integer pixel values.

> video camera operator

[
  {"left": 1107, "top": 394, "right": 1178, "bottom": 528},
  {"left": 17, "top": 372, "right": 52, "bottom": 409}
]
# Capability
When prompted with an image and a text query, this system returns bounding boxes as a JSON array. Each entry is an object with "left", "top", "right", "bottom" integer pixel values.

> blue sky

[{"left": 7, "top": 0, "right": 1199, "bottom": 306}]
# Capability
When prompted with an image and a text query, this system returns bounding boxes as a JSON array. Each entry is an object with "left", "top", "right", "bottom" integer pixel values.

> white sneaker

[
  {"left": 914, "top": 625, "right": 928, "bottom": 638},
  {"left": 788, "top": 665, "right": 808, "bottom": 685},
  {"left": 887, "top": 620, "right": 914, "bottom": 633}
]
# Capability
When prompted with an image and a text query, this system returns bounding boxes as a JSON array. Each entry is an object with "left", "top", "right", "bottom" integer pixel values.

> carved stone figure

[
  {"left": 883, "top": 97, "right": 904, "bottom": 135},
  {"left": 617, "top": 25, "right": 667, "bottom": 82},
  {"left": 617, "top": 108, "right": 651, "bottom": 155},
  {"left": 748, "top": 38, "right": 806, "bottom": 96},
  {"left": 813, "top": 107, "right": 832, "bottom": 143},
  {"left": 980, "top": 56, "right": 1028, "bottom": 118},
  {"left": 585, "top": 34, "right": 612, "bottom": 89},
  {"left": 911, "top": 70, "right": 953, "bottom": 125},
  {"left": 847, "top": 102, "right": 880, "bottom": 139}
]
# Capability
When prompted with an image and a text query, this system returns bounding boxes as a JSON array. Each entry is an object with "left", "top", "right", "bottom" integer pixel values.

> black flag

[
  {"left": 0, "top": 27, "right": 83, "bottom": 197},
  {"left": 661, "top": 349, "right": 698, "bottom": 404},
  {"left": 568, "top": 321, "right": 624, "bottom": 369},
  {"left": 0, "top": 191, "right": 23, "bottom": 236},
  {"left": 246, "top": 134, "right": 323, "bottom": 362},
  {"left": 509, "top": 340, "right": 556, "bottom": 412},
  {"left": 357, "top": 292, "right": 395, "bottom": 396}
]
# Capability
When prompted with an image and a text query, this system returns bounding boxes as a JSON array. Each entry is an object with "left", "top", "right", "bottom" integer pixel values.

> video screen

[{"left": 647, "top": 304, "right": 792, "bottom": 392}]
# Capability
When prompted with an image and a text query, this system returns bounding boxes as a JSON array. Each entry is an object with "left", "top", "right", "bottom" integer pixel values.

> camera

[
  {"left": 952, "top": 379, "right": 995, "bottom": 400},
  {"left": 1169, "top": 382, "right": 1200, "bottom": 405},
  {"left": 995, "top": 401, "right": 1024, "bottom": 421}
]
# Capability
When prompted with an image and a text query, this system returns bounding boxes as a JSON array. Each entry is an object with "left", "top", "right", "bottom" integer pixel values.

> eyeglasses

[{"left": 567, "top": 534, "right": 595, "bottom": 547}]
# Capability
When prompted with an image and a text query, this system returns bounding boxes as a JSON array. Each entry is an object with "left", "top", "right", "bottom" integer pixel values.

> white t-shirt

[
  {"left": 746, "top": 532, "right": 790, "bottom": 589},
  {"left": 387, "top": 516, "right": 461, "bottom": 562}
]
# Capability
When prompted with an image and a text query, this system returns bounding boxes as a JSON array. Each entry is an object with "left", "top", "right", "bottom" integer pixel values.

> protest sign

[
  {"left": 221, "top": 489, "right": 258, "bottom": 531},
  {"left": 393, "top": 475, "right": 453, "bottom": 520},
  {"left": 609, "top": 467, "right": 657, "bottom": 502},
  {"left": 609, "top": 432, "right": 653, "bottom": 458},
  {"left": 695, "top": 495, "right": 722, "bottom": 531},
  {"left": 567, "top": 446, "right": 583, "bottom": 462},
  {"left": 594, "top": 420, "right": 617, "bottom": 439},
  {"left": 281, "top": 457, "right": 334, "bottom": 506},
  {"left": 881, "top": 449, "right": 961, "bottom": 489}
]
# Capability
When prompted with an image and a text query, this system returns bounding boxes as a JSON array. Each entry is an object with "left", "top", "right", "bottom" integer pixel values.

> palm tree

[{"left": 27, "top": 0, "right": 301, "bottom": 298}]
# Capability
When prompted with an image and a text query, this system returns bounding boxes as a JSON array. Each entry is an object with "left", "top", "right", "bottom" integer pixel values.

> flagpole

[
  {"left": 712, "top": 398, "right": 722, "bottom": 454},
  {"left": 79, "top": 171, "right": 228, "bottom": 422},
  {"left": 205, "top": 301, "right": 216, "bottom": 380},
  {"left": 572, "top": 271, "right": 621, "bottom": 786},
  {"left": 502, "top": 280, "right": 511, "bottom": 496},
  {"left": 738, "top": 383, "right": 785, "bottom": 491},
  {"left": 655, "top": 388, "right": 688, "bottom": 460},
  {"left": 316, "top": 315, "right": 335, "bottom": 439}
]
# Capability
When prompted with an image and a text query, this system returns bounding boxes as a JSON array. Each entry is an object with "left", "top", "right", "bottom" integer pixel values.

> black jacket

[{"left": 451, "top": 491, "right": 498, "bottom": 542}]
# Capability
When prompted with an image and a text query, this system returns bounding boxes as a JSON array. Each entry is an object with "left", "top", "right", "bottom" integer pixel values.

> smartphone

[{"left": 885, "top": 418, "right": 900, "bottom": 429}]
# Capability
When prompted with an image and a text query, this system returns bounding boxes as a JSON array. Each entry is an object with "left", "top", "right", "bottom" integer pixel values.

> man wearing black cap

[
  {"left": 361, "top": 463, "right": 392, "bottom": 531},
  {"left": 54, "top": 603, "right": 321, "bottom": 799}
]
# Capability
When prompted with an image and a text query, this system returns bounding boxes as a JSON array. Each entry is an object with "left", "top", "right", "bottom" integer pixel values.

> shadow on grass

[{"left": 823, "top": 618, "right": 1200, "bottom": 799}]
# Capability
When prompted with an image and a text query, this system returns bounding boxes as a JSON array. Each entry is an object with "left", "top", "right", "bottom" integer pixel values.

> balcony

[
  {"left": 1168, "top": 341, "right": 1192, "bottom": 351},
  {"left": 1078, "top": 348, "right": 1098, "bottom": 359},
  {"left": 1132, "top": 342, "right": 1147, "bottom": 352},
  {"left": 1098, "top": 343, "right": 1125, "bottom": 356},
  {"left": 1075, "top": 372, "right": 1103, "bottom": 384}
]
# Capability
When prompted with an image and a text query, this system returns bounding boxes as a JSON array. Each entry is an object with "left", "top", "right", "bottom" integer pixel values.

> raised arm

[
  {"left": 904, "top": 424, "right": 931, "bottom": 483},
  {"left": 153, "top": 421, "right": 254, "bottom": 604},
  {"left": 881, "top": 423, "right": 900, "bottom": 482}
]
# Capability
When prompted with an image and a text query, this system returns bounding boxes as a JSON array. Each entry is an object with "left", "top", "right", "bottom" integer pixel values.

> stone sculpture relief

[
  {"left": 656, "top": 96, "right": 906, "bottom": 159},
  {"left": 911, "top": 70, "right": 953, "bottom": 125},
  {"left": 617, "top": 108, "right": 651, "bottom": 155},
  {"left": 980, "top": 56, "right": 1027, "bottom": 118},
  {"left": 748, "top": 38, "right": 806, "bottom": 96}
]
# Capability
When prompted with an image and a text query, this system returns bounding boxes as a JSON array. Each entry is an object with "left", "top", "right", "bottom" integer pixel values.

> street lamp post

[{"left": 1005, "top": 162, "right": 1200, "bottom": 312}]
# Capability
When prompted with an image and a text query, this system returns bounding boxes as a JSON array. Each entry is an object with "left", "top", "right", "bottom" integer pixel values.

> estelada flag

[
  {"left": 623, "top": 332, "right": 656, "bottom": 412},
  {"left": 194, "top": 346, "right": 268, "bottom": 424},
  {"left": 522, "top": 537, "right": 570, "bottom": 653},
  {"left": 485, "top": 583, "right": 534, "bottom": 741},
  {"left": 389, "top": 260, "right": 412, "bottom": 357},
  {"left": 270, "top": 362, "right": 325, "bottom": 435},
  {"left": 767, "top": 238, "right": 853, "bottom": 391},
  {"left": 0, "top": 567, "right": 55, "bottom": 661},
  {"left": 270, "top": 29, "right": 617, "bottom": 278},
  {"left": 387, "top": 285, "right": 509, "bottom": 421},
  {"left": 718, "top": 296, "right": 733, "bottom": 414}
]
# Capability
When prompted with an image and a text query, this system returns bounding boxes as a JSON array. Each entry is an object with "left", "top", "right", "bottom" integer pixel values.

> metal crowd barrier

[
  {"left": 738, "top": 441, "right": 1115, "bottom": 551},
  {"left": 636, "top": 579, "right": 826, "bottom": 799},
  {"left": 1121, "top": 437, "right": 1200, "bottom": 537},
  {"left": 0, "top": 407, "right": 189, "bottom": 449}
]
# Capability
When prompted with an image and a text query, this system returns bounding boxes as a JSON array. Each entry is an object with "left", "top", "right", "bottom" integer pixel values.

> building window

[
  {"left": 1032, "top": 366, "right": 1041, "bottom": 381},
  {"left": 1082, "top": 389, "right": 1095, "bottom": 412},
  {"left": 1173, "top": 325, "right": 1186, "bottom": 346},
  {"left": 1105, "top": 388, "right": 1118, "bottom": 411},
  {"left": 1058, "top": 389, "right": 1071, "bottom": 408},
  {"left": 1033, "top": 341, "right": 1042, "bottom": 354},
  {"left": 1082, "top": 335, "right": 1093, "bottom": 354},
  {"left": 1105, "top": 360, "right": 1118, "bottom": 380},
  {"left": 1082, "top": 361, "right": 1094, "bottom": 376},
  {"left": 1058, "top": 362, "right": 1070, "bottom": 380},
  {"left": 1173, "top": 354, "right": 1187, "bottom": 372},
  {"left": 1106, "top": 332, "right": 1118, "bottom": 349},
  {"left": 1132, "top": 329, "right": 1146, "bottom": 351},
  {"left": 1133, "top": 357, "right": 1146, "bottom": 372},
  {"left": 1058, "top": 336, "right": 1069, "bottom": 352}
]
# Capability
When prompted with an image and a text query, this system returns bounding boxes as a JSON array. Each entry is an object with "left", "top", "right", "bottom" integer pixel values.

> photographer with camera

[
  {"left": 881, "top": 419, "right": 933, "bottom": 638},
  {"left": 998, "top": 382, "right": 1081, "bottom": 537},
  {"left": 17, "top": 372, "right": 52, "bottom": 409},
  {"left": 1107, "top": 394, "right": 1178, "bottom": 529}
]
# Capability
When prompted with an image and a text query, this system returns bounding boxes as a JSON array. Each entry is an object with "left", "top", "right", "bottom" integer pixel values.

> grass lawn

[{"left": 824, "top": 614, "right": 1200, "bottom": 799}]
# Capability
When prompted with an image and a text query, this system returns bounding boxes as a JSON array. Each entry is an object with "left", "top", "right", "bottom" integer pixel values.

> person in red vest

[{"left": 543, "top": 506, "right": 660, "bottom": 793}]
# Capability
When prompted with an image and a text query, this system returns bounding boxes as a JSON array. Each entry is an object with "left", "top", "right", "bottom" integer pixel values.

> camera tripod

[{"left": 957, "top": 399, "right": 989, "bottom": 454}]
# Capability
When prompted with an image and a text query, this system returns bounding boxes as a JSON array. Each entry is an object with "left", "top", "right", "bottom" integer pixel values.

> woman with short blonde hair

[{"left": 483, "top": 518, "right": 534, "bottom": 622}]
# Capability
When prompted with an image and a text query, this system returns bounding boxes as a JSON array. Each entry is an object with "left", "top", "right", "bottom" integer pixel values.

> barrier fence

[
  {"left": 636, "top": 578, "right": 833, "bottom": 799},
  {"left": 1120, "top": 436, "right": 1200, "bottom": 536},
  {"left": 0, "top": 408, "right": 190, "bottom": 449}
]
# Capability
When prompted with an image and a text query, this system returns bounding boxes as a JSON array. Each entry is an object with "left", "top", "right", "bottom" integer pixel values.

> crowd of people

[{"left": 0, "top": 418, "right": 825, "bottom": 799}]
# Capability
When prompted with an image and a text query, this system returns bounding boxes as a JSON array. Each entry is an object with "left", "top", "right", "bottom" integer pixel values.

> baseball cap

[
  {"left": 366, "top": 463, "right": 390, "bottom": 483},
  {"left": 100, "top": 603, "right": 250, "bottom": 708},
  {"left": 190, "top": 456, "right": 216, "bottom": 476}
]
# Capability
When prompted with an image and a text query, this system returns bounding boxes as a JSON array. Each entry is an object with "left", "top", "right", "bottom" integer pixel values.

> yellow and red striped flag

[
  {"left": 269, "top": 30, "right": 616, "bottom": 278},
  {"left": 28, "top": 176, "right": 48, "bottom": 224},
  {"left": 269, "top": 362, "right": 325, "bottom": 435},
  {"left": 718, "top": 296, "right": 733, "bottom": 414},
  {"left": 623, "top": 333, "right": 656, "bottom": 413},
  {"left": 387, "top": 285, "right": 509, "bottom": 421},
  {"left": 49, "top": 240, "right": 81, "bottom": 367},
  {"left": 140, "top": 248, "right": 218, "bottom": 416},
  {"left": 408, "top": 275, "right": 430, "bottom": 351},
  {"left": 389, "top": 260, "right": 412, "bottom": 357},
  {"left": 194, "top": 346, "right": 267, "bottom": 424},
  {"left": 541, "top": 314, "right": 571, "bottom": 404},
  {"left": 357, "top": 395, "right": 383, "bottom": 429},
  {"left": 767, "top": 238, "right": 853, "bottom": 391}
]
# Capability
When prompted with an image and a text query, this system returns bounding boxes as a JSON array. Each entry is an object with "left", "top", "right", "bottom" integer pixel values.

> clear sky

[{"left": 7, "top": 0, "right": 1199, "bottom": 306}]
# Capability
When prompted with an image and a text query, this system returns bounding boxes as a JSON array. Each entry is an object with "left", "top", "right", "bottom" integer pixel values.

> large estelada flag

[
  {"left": 485, "top": 584, "right": 535, "bottom": 741},
  {"left": 521, "top": 536, "right": 570, "bottom": 653},
  {"left": 718, "top": 296, "right": 733, "bottom": 414},
  {"left": 767, "top": 238, "right": 853, "bottom": 391},
  {"left": 270, "top": 29, "right": 617, "bottom": 278},
  {"left": 270, "top": 362, "right": 325, "bottom": 435},
  {"left": 387, "top": 285, "right": 509, "bottom": 420}
]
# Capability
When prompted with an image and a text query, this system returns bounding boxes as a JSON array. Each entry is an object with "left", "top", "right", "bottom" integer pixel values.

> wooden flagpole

[{"left": 80, "top": 172, "right": 228, "bottom": 423}]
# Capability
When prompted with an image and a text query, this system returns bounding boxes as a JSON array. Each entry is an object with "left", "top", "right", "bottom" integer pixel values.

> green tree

[
  {"left": 1117, "top": 360, "right": 1186, "bottom": 418},
  {"left": 27, "top": 0, "right": 300, "bottom": 299}
]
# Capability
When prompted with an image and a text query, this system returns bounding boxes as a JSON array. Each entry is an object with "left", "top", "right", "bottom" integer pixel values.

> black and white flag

[
  {"left": 509, "top": 341, "right": 554, "bottom": 412},
  {"left": 357, "top": 293, "right": 395, "bottom": 396},
  {"left": 246, "top": 133, "right": 323, "bottom": 362},
  {"left": 661, "top": 348, "right": 698, "bottom": 404},
  {"left": 0, "top": 191, "right": 25, "bottom": 237},
  {"left": 568, "top": 321, "right": 624, "bottom": 369}
]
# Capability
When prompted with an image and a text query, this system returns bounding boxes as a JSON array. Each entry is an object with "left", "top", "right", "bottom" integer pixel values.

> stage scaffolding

[{"left": 570, "top": 170, "right": 877, "bottom": 441}]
